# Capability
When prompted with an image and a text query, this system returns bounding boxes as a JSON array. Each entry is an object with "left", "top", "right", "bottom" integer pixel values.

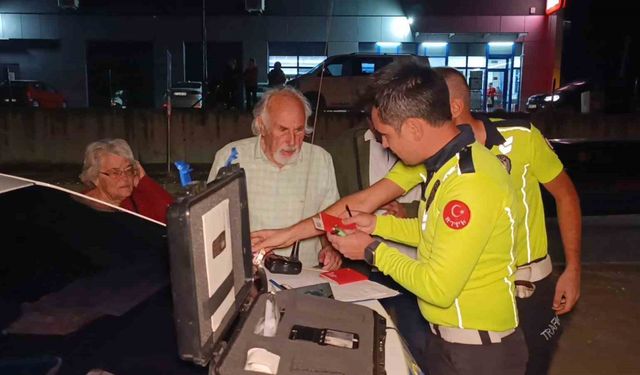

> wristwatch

[{"left": 364, "top": 240, "right": 381, "bottom": 266}]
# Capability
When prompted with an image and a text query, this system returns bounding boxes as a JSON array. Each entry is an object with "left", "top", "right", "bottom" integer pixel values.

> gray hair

[
  {"left": 251, "top": 86, "right": 313, "bottom": 136},
  {"left": 370, "top": 57, "right": 451, "bottom": 130},
  {"left": 79, "top": 138, "right": 136, "bottom": 187}
]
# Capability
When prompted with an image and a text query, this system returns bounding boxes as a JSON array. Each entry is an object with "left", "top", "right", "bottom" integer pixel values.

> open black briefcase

[{"left": 167, "top": 169, "right": 387, "bottom": 375}]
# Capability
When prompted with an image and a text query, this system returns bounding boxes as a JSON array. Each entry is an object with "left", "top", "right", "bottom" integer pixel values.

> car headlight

[{"left": 543, "top": 94, "right": 560, "bottom": 102}]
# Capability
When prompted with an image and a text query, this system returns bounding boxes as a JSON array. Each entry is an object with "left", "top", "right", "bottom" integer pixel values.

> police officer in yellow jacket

[
  {"left": 327, "top": 59, "right": 527, "bottom": 374},
  {"left": 386, "top": 68, "right": 581, "bottom": 375}
]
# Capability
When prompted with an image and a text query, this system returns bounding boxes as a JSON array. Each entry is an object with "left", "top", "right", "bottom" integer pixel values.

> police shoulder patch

[{"left": 443, "top": 200, "right": 471, "bottom": 229}]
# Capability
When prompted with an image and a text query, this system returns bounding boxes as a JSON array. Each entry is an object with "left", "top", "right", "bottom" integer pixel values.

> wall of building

[
  {"left": 1, "top": 0, "right": 557, "bottom": 109},
  {"left": 1, "top": 109, "right": 639, "bottom": 166}
]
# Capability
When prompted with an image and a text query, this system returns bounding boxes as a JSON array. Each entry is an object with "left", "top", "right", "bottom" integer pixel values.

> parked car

[
  {"left": 0, "top": 173, "right": 203, "bottom": 374},
  {"left": 525, "top": 80, "right": 590, "bottom": 113},
  {"left": 166, "top": 81, "right": 203, "bottom": 109},
  {"left": 0, "top": 80, "right": 67, "bottom": 108},
  {"left": 286, "top": 53, "right": 430, "bottom": 110}
]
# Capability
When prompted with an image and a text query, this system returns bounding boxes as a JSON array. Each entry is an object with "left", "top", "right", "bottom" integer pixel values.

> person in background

[
  {"left": 208, "top": 86, "right": 342, "bottom": 270},
  {"left": 244, "top": 58, "right": 259, "bottom": 111},
  {"left": 222, "top": 58, "right": 241, "bottom": 109},
  {"left": 267, "top": 61, "right": 287, "bottom": 88},
  {"left": 487, "top": 82, "right": 497, "bottom": 111},
  {"left": 80, "top": 138, "right": 174, "bottom": 224},
  {"left": 323, "top": 123, "right": 429, "bottom": 371}
]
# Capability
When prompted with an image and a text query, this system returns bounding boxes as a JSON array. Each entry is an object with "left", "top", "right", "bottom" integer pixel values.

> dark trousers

[
  {"left": 517, "top": 274, "right": 562, "bottom": 375},
  {"left": 426, "top": 328, "right": 528, "bottom": 375},
  {"left": 369, "top": 271, "right": 430, "bottom": 374},
  {"left": 245, "top": 86, "right": 258, "bottom": 110}
]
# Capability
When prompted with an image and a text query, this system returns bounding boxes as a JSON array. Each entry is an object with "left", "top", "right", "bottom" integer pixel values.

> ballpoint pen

[{"left": 269, "top": 279, "right": 289, "bottom": 290}]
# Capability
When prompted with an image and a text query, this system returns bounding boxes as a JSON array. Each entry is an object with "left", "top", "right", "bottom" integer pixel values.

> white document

[
  {"left": 330, "top": 280, "right": 400, "bottom": 302},
  {"left": 266, "top": 268, "right": 400, "bottom": 302}
]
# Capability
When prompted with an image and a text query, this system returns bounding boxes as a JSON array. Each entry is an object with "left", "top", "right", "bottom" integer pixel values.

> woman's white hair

[
  {"left": 79, "top": 138, "right": 136, "bottom": 187},
  {"left": 251, "top": 86, "right": 314, "bottom": 136}
]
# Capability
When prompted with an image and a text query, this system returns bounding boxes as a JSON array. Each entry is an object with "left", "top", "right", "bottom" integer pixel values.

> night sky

[{"left": 562, "top": 0, "right": 639, "bottom": 92}]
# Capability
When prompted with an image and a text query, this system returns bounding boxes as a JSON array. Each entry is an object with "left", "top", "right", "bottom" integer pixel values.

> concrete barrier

[{"left": 1, "top": 108, "right": 640, "bottom": 166}]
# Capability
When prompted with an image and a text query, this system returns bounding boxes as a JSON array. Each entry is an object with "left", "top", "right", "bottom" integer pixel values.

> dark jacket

[{"left": 323, "top": 127, "right": 419, "bottom": 218}]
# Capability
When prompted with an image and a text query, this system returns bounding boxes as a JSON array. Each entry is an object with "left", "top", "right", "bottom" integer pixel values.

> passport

[{"left": 320, "top": 268, "right": 368, "bottom": 285}]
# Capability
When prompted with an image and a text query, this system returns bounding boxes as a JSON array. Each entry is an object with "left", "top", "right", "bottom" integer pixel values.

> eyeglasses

[{"left": 100, "top": 166, "right": 137, "bottom": 178}]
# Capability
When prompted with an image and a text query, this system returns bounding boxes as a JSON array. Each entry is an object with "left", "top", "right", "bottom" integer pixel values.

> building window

[
  {"left": 467, "top": 56, "right": 487, "bottom": 68},
  {"left": 268, "top": 42, "right": 326, "bottom": 78},
  {"left": 268, "top": 55, "right": 325, "bottom": 77},
  {"left": 488, "top": 42, "right": 514, "bottom": 55},
  {"left": 375, "top": 42, "right": 401, "bottom": 54},
  {"left": 448, "top": 56, "right": 467, "bottom": 68},
  {"left": 487, "top": 58, "right": 508, "bottom": 69},
  {"left": 428, "top": 57, "right": 447, "bottom": 67},
  {"left": 514, "top": 56, "right": 522, "bottom": 68},
  {"left": 420, "top": 42, "right": 447, "bottom": 57}
]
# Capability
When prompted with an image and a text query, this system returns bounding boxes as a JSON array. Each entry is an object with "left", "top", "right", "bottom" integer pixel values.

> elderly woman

[{"left": 80, "top": 138, "right": 174, "bottom": 224}]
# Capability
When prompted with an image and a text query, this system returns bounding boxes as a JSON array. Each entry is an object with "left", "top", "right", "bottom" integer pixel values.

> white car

[
  {"left": 167, "top": 81, "right": 203, "bottom": 109},
  {"left": 287, "top": 53, "right": 430, "bottom": 110}
]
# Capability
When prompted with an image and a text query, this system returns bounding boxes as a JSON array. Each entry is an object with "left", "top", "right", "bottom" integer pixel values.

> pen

[
  {"left": 269, "top": 279, "right": 289, "bottom": 290},
  {"left": 346, "top": 204, "right": 353, "bottom": 217}
]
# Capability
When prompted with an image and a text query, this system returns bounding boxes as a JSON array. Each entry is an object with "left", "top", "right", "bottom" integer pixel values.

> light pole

[{"left": 202, "top": 0, "right": 208, "bottom": 108}]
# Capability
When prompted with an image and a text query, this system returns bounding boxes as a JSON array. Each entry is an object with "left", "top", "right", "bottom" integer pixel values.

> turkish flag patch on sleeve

[{"left": 443, "top": 200, "right": 471, "bottom": 229}]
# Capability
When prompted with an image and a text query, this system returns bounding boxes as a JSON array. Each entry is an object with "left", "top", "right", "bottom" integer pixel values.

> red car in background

[{"left": 0, "top": 80, "right": 67, "bottom": 108}]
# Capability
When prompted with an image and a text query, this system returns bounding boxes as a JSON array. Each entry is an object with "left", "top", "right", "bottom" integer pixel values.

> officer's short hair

[
  {"left": 371, "top": 58, "right": 452, "bottom": 130},
  {"left": 433, "top": 67, "right": 471, "bottom": 109}
]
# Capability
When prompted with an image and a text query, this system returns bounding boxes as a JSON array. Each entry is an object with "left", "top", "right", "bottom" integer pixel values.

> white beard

[{"left": 273, "top": 147, "right": 300, "bottom": 166}]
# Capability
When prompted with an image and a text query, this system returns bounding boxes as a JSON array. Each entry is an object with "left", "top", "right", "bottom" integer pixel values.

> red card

[
  {"left": 320, "top": 268, "right": 368, "bottom": 285},
  {"left": 319, "top": 212, "right": 356, "bottom": 234}
]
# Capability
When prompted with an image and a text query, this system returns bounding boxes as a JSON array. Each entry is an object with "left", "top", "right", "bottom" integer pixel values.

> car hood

[{"left": 0, "top": 173, "right": 197, "bottom": 374}]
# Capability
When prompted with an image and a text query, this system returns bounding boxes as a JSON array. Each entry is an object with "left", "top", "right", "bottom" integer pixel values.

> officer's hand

[
  {"left": 380, "top": 200, "right": 407, "bottom": 218},
  {"left": 553, "top": 266, "right": 581, "bottom": 315},
  {"left": 318, "top": 245, "right": 343, "bottom": 271},
  {"left": 251, "top": 228, "right": 295, "bottom": 253},
  {"left": 326, "top": 230, "right": 372, "bottom": 260},
  {"left": 341, "top": 212, "right": 377, "bottom": 234}
]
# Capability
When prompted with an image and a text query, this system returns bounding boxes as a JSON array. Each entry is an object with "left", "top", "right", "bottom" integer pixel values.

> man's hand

[
  {"left": 380, "top": 200, "right": 407, "bottom": 218},
  {"left": 251, "top": 228, "right": 295, "bottom": 253},
  {"left": 326, "top": 230, "right": 373, "bottom": 260},
  {"left": 553, "top": 266, "right": 581, "bottom": 315},
  {"left": 342, "top": 212, "right": 377, "bottom": 234},
  {"left": 318, "top": 245, "right": 343, "bottom": 271}
]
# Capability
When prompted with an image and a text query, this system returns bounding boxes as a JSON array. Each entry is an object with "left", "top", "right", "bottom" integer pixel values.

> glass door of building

[{"left": 486, "top": 69, "right": 507, "bottom": 112}]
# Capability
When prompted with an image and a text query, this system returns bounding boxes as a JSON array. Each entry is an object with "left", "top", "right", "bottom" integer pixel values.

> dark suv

[
  {"left": 0, "top": 80, "right": 67, "bottom": 108},
  {"left": 525, "top": 80, "right": 590, "bottom": 113}
]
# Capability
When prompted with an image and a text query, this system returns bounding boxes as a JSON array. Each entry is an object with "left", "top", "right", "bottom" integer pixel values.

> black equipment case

[{"left": 167, "top": 169, "right": 387, "bottom": 375}]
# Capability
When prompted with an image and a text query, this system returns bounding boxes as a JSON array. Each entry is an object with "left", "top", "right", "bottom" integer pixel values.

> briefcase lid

[{"left": 167, "top": 169, "right": 256, "bottom": 366}]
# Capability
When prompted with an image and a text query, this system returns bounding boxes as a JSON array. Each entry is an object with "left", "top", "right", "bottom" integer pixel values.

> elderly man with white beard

[{"left": 207, "top": 86, "right": 343, "bottom": 270}]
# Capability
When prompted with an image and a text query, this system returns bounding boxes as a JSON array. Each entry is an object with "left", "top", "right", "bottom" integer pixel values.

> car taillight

[{"left": 26, "top": 89, "right": 33, "bottom": 102}]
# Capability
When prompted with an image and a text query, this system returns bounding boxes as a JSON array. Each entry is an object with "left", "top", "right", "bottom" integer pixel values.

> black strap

[
  {"left": 420, "top": 170, "right": 435, "bottom": 202},
  {"left": 479, "top": 330, "right": 492, "bottom": 345},
  {"left": 424, "top": 180, "right": 441, "bottom": 213},
  {"left": 353, "top": 134, "right": 364, "bottom": 191},
  {"left": 433, "top": 324, "right": 442, "bottom": 338}
]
